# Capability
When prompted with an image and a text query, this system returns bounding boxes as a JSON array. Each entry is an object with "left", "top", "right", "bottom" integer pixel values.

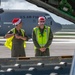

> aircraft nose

[
  {"left": 51, "top": 23, "right": 62, "bottom": 33},
  {"left": 56, "top": 23, "right": 62, "bottom": 31}
]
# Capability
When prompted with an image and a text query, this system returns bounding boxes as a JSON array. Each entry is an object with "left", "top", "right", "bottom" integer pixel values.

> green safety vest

[
  {"left": 4, "top": 28, "right": 26, "bottom": 50},
  {"left": 34, "top": 26, "right": 50, "bottom": 48}
]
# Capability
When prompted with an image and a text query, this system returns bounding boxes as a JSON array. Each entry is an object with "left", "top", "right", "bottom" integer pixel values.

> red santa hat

[
  {"left": 12, "top": 18, "right": 22, "bottom": 25},
  {"left": 38, "top": 16, "right": 45, "bottom": 21}
]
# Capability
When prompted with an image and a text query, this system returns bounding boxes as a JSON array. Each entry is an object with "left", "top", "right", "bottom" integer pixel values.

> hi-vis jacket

[
  {"left": 33, "top": 26, "right": 50, "bottom": 48},
  {"left": 4, "top": 28, "right": 26, "bottom": 50}
]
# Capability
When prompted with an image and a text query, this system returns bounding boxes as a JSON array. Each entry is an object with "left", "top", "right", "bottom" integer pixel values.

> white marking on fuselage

[{"left": 3, "top": 22, "right": 12, "bottom": 24}]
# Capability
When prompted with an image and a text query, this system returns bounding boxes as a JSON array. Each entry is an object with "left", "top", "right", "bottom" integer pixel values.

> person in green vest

[
  {"left": 4, "top": 18, "right": 28, "bottom": 57},
  {"left": 32, "top": 16, "right": 53, "bottom": 56}
]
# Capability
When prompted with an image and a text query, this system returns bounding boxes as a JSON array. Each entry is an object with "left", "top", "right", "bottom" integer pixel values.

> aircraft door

[
  {"left": 0, "top": 16, "right": 4, "bottom": 36},
  {"left": 0, "top": 18, "right": 13, "bottom": 36}
]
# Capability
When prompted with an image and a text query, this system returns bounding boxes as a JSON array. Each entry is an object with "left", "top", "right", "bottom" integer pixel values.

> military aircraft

[{"left": 0, "top": 8, "right": 62, "bottom": 38}]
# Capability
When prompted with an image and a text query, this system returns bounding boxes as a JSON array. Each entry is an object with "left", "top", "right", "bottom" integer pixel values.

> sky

[{"left": 0, "top": 0, "right": 74, "bottom": 24}]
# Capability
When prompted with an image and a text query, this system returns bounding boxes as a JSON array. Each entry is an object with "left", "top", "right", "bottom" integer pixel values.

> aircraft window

[
  {"left": 23, "top": 16, "right": 25, "bottom": 18},
  {"left": 32, "top": 16, "right": 35, "bottom": 18},
  {"left": 33, "top": 16, "right": 38, "bottom": 18},
  {"left": 45, "top": 13, "right": 50, "bottom": 15},
  {"left": 34, "top": 16, "right": 36, "bottom": 18},
  {"left": 28, "top": 16, "right": 32, "bottom": 18},
  {"left": 20, "top": 16, "right": 32, "bottom": 18},
  {"left": 20, "top": 16, "right": 22, "bottom": 18},
  {"left": 0, "top": 25, "right": 1, "bottom": 27},
  {"left": 27, "top": 16, "right": 29, "bottom": 18},
  {"left": 20, "top": 16, "right": 25, "bottom": 18},
  {"left": 45, "top": 15, "right": 50, "bottom": 18},
  {"left": 32, "top": 16, "right": 38, "bottom": 18},
  {"left": 36, "top": 16, "right": 38, "bottom": 18}
]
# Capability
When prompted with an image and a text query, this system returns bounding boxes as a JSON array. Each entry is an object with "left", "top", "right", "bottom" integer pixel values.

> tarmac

[{"left": 0, "top": 39, "right": 75, "bottom": 58}]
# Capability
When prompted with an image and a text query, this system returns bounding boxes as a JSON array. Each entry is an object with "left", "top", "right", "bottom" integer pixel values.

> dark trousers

[
  {"left": 11, "top": 45, "right": 26, "bottom": 57},
  {"left": 35, "top": 48, "right": 50, "bottom": 56}
]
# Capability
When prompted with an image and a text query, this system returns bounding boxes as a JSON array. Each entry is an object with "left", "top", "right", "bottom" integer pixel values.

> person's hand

[
  {"left": 19, "top": 36, "right": 27, "bottom": 40},
  {"left": 40, "top": 47, "right": 46, "bottom": 52},
  {"left": 15, "top": 34, "right": 21, "bottom": 39},
  {"left": 19, "top": 36, "right": 22, "bottom": 39}
]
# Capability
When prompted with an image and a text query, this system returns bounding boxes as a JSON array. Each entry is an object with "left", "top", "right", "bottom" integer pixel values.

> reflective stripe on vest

[
  {"left": 34, "top": 26, "right": 50, "bottom": 48},
  {"left": 4, "top": 28, "right": 26, "bottom": 50}
]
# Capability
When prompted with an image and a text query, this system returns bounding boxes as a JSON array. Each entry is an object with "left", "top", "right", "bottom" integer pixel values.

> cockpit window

[{"left": 45, "top": 15, "right": 51, "bottom": 19}]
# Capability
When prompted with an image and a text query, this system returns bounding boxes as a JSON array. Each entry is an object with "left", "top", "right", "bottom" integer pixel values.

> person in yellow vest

[
  {"left": 4, "top": 18, "right": 28, "bottom": 57},
  {"left": 32, "top": 16, "right": 53, "bottom": 56}
]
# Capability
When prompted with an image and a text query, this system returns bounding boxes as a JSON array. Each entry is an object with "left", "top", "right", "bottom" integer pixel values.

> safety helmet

[{"left": 38, "top": 16, "right": 45, "bottom": 25}]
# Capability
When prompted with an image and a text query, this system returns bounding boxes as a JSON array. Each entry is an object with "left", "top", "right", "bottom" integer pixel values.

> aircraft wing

[{"left": 26, "top": 0, "right": 75, "bottom": 23}]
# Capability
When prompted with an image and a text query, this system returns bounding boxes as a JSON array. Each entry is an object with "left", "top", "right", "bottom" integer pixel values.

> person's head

[
  {"left": 12, "top": 18, "right": 22, "bottom": 30},
  {"left": 38, "top": 16, "right": 45, "bottom": 28}
]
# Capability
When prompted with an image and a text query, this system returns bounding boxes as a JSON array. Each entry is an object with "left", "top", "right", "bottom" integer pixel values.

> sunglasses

[{"left": 39, "top": 21, "right": 45, "bottom": 22}]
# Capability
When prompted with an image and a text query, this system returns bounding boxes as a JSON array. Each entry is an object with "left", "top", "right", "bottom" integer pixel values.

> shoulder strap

[
  {"left": 21, "top": 29, "right": 25, "bottom": 37},
  {"left": 11, "top": 28, "right": 15, "bottom": 34}
]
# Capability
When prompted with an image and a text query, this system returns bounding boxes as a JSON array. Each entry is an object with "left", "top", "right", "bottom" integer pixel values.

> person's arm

[
  {"left": 4, "top": 31, "right": 14, "bottom": 39},
  {"left": 20, "top": 32, "right": 29, "bottom": 41},
  {"left": 24, "top": 33, "right": 29, "bottom": 41},
  {"left": 32, "top": 29, "right": 41, "bottom": 49},
  {"left": 44, "top": 29, "right": 53, "bottom": 48}
]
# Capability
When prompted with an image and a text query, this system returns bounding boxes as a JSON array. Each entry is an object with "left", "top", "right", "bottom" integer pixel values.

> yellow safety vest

[
  {"left": 34, "top": 26, "right": 50, "bottom": 48},
  {"left": 4, "top": 28, "right": 26, "bottom": 50}
]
